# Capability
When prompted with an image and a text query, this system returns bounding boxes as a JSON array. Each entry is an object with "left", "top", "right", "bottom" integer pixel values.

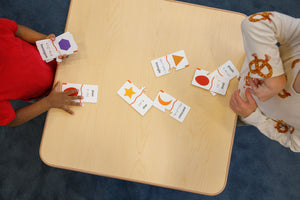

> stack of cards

[
  {"left": 117, "top": 80, "right": 153, "bottom": 116},
  {"left": 192, "top": 60, "right": 239, "bottom": 95},
  {"left": 153, "top": 90, "right": 190, "bottom": 123},
  {"left": 151, "top": 50, "right": 189, "bottom": 77},
  {"left": 62, "top": 83, "right": 98, "bottom": 103},
  {"left": 36, "top": 32, "right": 78, "bottom": 63}
]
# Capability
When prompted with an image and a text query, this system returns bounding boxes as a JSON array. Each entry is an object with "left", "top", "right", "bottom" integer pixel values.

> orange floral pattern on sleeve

[{"left": 249, "top": 12, "right": 274, "bottom": 23}]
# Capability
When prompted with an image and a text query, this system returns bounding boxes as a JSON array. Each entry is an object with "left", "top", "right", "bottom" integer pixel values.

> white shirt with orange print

[{"left": 238, "top": 12, "right": 300, "bottom": 152}]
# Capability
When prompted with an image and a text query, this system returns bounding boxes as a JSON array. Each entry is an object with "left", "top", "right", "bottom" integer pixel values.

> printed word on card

[
  {"left": 62, "top": 83, "right": 98, "bottom": 103},
  {"left": 192, "top": 60, "right": 239, "bottom": 95},
  {"left": 36, "top": 32, "right": 78, "bottom": 63},
  {"left": 151, "top": 50, "right": 189, "bottom": 77},
  {"left": 153, "top": 90, "right": 190, "bottom": 123},
  {"left": 117, "top": 80, "right": 153, "bottom": 116}
]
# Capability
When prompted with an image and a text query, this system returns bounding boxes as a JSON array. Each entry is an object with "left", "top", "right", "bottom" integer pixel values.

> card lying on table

[
  {"left": 117, "top": 80, "right": 153, "bottom": 116},
  {"left": 192, "top": 60, "right": 239, "bottom": 96},
  {"left": 62, "top": 83, "right": 98, "bottom": 103},
  {"left": 151, "top": 50, "right": 189, "bottom": 77},
  {"left": 153, "top": 90, "right": 190, "bottom": 123},
  {"left": 36, "top": 32, "right": 78, "bottom": 63}
]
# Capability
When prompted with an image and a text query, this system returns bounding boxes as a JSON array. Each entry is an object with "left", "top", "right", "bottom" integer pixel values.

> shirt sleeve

[
  {"left": 241, "top": 108, "right": 300, "bottom": 152},
  {"left": 0, "top": 100, "right": 15, "bottom": 126},
  {"left": 0, "top": 18, "right": 18, "bottom": 34},
  {"left": 241, "top": 12, "right": 285, "bottom": 78}
]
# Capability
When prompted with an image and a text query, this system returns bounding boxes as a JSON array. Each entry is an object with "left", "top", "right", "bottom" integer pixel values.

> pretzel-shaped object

[
  {"left": 249, "top": 12, "right": 273, "bottom": 23},
  {"left": 249, "top": 54, "right": 273, "bottom": 78},
  {"left": 273, "top": 119, "right": 295, "bottom": 134}
]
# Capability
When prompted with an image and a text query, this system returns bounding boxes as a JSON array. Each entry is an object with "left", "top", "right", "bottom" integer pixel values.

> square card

[
  {"left": 192, "top": 68, "right": 212, "bottom": 91},
  {"left": 36, "top": 39, "right": 59, "bottom": 61},
  {"left": 169, "top": 100, "right": 191, "bottom": 123},
  {"left": 209, "top": 71, "right": 230, "bottom": 95},
  {"left": 151, "top": 56, "right": 171, "bottom": 77},
  {"left": 117, "top": 80, "right": 144, "bottom": 104},
  {"left": 153, "top": 90, "right": 177, "bottom": 112},
  {"left": 216, "top": 60, "right": 239, "bottom": 80},
  {"left": 53, "top": 32, "right": 78, "bottom": 55},
  {"left": 151, "top": 50, "right": 189, "bottom": 77},
  {"left": 62, "top": 83, "right": 98, "bottom": 103},
  {"left": 130, "top": 93, "right": 153, "bottom": 116},
  {"left": 168, "top": 50, "right": 189, "bottom": 70}
]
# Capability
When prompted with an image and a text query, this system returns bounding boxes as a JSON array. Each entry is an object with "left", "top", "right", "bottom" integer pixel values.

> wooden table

[{"left": 40, "top": 0, "right": 245, "bottom": 195}]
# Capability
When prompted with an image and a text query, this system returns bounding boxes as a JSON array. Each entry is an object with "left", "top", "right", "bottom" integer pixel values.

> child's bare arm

[
  {"left": 15, "top": 24, "right": 48, "bottom": 44},
  {"left": 6, "top": 82, "right": 83, "bottom": 127}
]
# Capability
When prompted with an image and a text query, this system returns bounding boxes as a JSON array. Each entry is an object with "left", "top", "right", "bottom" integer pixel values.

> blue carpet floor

[{"left": 0, "top": 0, "right": 299, "bottom": 200}]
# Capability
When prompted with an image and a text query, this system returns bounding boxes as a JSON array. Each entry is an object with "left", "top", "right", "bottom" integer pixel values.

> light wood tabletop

[{"left": 40, "top": 0, "right": 246, "bottom": 195}]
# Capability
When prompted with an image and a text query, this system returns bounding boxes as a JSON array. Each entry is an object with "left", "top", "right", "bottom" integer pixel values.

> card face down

[
  {"left": 62, "top": 83, "right": 98, "bottom": 103},
  {"left": 151, "top": 50, "right": 189, "bottom": 77}
]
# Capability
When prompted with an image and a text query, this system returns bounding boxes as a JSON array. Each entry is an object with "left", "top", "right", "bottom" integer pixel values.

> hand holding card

[{"left": 36, "top": 32, "right": 78, "bottom": 63}]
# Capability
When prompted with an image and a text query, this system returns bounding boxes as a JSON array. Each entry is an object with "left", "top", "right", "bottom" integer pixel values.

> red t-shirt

[{"left": 0, "top": 18, "right": 56, "bottom": 125}]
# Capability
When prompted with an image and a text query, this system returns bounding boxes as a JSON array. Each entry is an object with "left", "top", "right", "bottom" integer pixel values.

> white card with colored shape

[
  {"left": 153, "top": 90, "right": 190, "bottom": 122},
  {"left": 151, "top": 50, "right": 189, "bottom": 77},
  {"left": 117, "top": 80, "right": 153, "bottom": 116},
  {"left": 62, "top": 83, "right": 98, "bottom": 103},
  {"left": 192, "top": 61, "right": 239, "bottom": 96},
  {"left": 153, "top": 90, "right": 177, "bottom": 112},
  {"left": 36, "top": 32, "right": 78, "bottom": 62},
  {"left": 117, "top": 80, "right": 144, "bottom": 104}
]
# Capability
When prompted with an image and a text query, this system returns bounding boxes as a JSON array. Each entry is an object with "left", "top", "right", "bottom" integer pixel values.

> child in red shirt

[{"left": 0, "top": 18, "right": 82, "bottom": 126}]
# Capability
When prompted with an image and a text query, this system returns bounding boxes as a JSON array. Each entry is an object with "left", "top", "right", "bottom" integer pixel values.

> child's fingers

[
  {"left": 71, "top": 95, "right": 84, "bottom": 100},
  {"left": 68, "top": 101, "right": 83, "bottom": 107},
  {"left": 64, "top": 89, "right": 79, "bottom": 96},
  {"left": 62, "top": 106, "right": 74, "bottom": 115},
  {"left": 248, "top": 78, "right": 258, "bottom": 91}
]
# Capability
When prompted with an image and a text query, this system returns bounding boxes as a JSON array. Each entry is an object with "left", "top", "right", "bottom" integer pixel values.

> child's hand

[
  {"left": 248, "top": 74, "right": 286, "bottom": 102},
  {"left": 45, "top": 81, "right": 83, "bottom": 115},
  {"left": 230, "top": 88, "right": 257, "bottom": 118}
]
